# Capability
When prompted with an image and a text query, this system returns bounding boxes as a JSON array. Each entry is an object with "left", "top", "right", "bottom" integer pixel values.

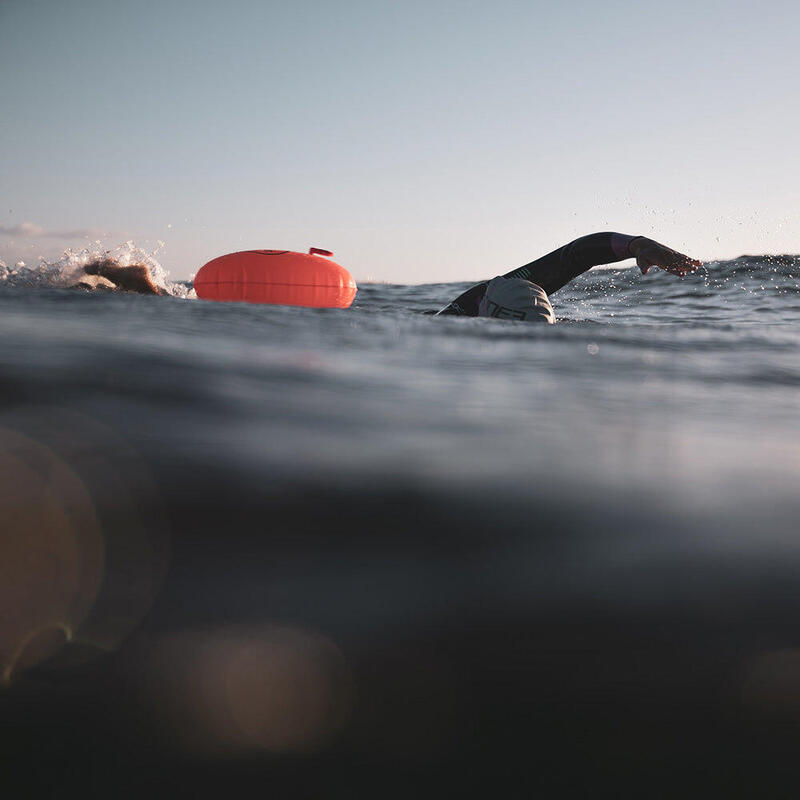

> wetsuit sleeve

[
  {"left": 436, "top": 232, "right": 637, "bottom": 315},
  {"left": 501, "top": 232, "right": 637, "bottom": 295}
]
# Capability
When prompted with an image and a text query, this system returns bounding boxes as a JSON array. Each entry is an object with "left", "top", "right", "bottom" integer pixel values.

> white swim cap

[{"left": 478, "top": 277, "right": 555, "bottom": 324}]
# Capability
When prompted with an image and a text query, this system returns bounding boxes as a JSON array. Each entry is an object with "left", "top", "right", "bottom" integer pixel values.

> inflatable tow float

[{"left": 194, "top": 248, "right": 357, "bottom": 308}]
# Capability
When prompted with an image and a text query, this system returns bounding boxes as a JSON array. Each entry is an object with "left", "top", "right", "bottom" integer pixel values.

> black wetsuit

[{"left": 437, "top": 232, "right": 638, "bottom": 316}]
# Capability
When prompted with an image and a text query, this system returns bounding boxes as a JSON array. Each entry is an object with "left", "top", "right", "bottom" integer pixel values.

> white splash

[{"left": 0, "top": 241, "right": 195, "bottom": 299}]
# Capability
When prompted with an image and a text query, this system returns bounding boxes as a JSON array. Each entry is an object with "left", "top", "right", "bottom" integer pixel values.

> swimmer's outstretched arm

[{"left": 438, "top": 232, "right": 701, "bottom": 316}]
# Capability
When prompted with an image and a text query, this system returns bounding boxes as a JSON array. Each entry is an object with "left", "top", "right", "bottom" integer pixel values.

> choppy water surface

[{"left": 2, "top": 253, "right": 800, "bottom": 796}]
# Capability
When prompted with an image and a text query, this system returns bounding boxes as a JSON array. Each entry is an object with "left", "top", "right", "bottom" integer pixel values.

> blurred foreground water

[{"left": 2, "top": 255, "right": 800, "bottom": 796}]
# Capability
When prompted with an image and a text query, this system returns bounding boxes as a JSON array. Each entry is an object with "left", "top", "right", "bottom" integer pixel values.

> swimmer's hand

[{"left": 629, "top": 237, "right": 702, "bottom": 277}]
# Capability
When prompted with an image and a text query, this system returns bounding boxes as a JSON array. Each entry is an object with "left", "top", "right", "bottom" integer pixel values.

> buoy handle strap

[{"left": 309, "top": 247, "right": 333, "bottom": 257}]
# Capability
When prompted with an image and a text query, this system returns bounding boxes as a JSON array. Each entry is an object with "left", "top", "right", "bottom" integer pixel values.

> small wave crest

[
  {"left": 0, "top": 241, "right": 194, "bottom": 299},
  {"left": 717, "top": 253, "right": 800, "bottom": 275}
]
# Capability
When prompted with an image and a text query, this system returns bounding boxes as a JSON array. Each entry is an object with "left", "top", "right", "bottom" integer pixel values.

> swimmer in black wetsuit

[{"left": 437, "top": 233, "right": 702, "bottom": 322}]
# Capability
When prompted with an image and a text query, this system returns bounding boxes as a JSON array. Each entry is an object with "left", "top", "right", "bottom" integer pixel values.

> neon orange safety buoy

[{"left": 194, "top": 248, "right": 357, "bottom": 308}]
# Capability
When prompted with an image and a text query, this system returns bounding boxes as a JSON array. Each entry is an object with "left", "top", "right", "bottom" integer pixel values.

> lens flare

[
  {"left": 138, "top": 625, "right": 353, "bottom": 755},
  {"left": 0, "top": 430, "right": 104, "bottom": 683},
  {"left": 0, "top": 412, "right": 171, "bottom": 681}
]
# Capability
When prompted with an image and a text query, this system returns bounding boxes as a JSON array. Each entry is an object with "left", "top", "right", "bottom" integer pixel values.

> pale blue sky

[{"left": 2, "top": 0, "right": 798, "bottom": 282}]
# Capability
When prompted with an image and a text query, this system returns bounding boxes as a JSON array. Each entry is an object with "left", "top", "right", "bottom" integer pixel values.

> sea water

[{"left": 2, "top": 248, "right": 800, "bottom": 795}]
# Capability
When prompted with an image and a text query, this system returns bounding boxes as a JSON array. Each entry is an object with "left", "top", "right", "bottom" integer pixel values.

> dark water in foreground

[{"left": 2, "top": 256, "right": 800, "bottom": 797}]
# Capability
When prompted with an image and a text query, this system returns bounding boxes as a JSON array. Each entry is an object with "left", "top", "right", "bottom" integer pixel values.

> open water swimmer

[
  {"left": 437, "top": 232, "right": 702, "bottom": 321},
  {"left": 80, "top": 258, "right": 167, "bottom": 295}
]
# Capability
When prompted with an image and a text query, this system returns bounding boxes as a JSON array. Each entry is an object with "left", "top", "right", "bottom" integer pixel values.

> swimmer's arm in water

[
  {"left": 83, "top": 259, "right": 166, "bottom": 296},
  {"left": 437, "top": 232, "right": 701, "bottom": 315}
]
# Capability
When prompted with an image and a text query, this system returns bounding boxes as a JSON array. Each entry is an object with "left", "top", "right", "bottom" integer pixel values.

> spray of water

[{"left": 0, "top": 241, "right": 195, "bottom": 299}]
